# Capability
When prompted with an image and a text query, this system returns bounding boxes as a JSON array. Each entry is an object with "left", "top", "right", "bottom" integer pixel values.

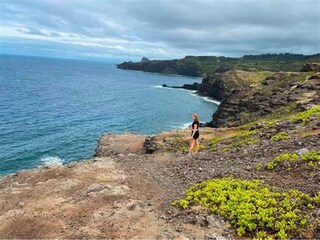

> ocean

[{"left": 0, "top": 55, "right": 219, "bottom": 175}]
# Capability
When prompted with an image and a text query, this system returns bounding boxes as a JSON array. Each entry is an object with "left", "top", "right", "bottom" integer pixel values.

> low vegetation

[
  {"left": 173, "top": 178, "right": 319, "bottom": 239},
  {"left": 270, "top": 132, "right": 291, "bottom": 141}
]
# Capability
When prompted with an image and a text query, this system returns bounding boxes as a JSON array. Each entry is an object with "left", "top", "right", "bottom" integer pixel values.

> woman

[{"left": 189, "top": 113, "right": 200, "bottom": 157}]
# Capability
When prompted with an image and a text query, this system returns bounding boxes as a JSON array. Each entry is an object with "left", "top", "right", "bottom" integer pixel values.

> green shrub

[
  {"left": 265, "top": 151, "right": 320, "bottom": 170},
  {"left": 210, "top": 146, "right": 217, "bottom": 152},
  {"left": 227, "top": 137, "right": 258, "bottom": 149},
  {"left": 199, "top": 144, "right": 207, "bottom": 151},
  {"left": 290, "top": 106, "right": 320, "bottom": 123},
  {"left": 265, "top": 153, "right": 299, "bottom": 170},
  {"left": 301, "top": 151, "right": 320, "bottom": 167},
  {"left": 172, "top": 178, "right": 318, "bottom": 239},
  {"left": 208, "top": 137, "right": 224, "bottom": 146},
  {"left": 256, "top": 163, "right": 263, "bottom": 171},
  {"left": 270, "top": 132, "right": 291, "bottom": 141},
  {"left": 301, "top": 151, "right": 320, "bottom": 162},
  {"left": 232, "top": 130, "right": 257, "bottom": 138}
]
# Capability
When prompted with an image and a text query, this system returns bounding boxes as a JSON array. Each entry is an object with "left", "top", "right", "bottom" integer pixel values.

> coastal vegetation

[
  {"left": 172, "top": 178, "right": 319, "bottom": 239},
  {"left": 117, "top": 53, "right": 320, "bottom": 77},
  {"left": 1, "top": 57, "right": 319, "bottom": 239}
]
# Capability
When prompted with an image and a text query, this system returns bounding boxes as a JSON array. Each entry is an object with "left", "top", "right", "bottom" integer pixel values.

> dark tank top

[{"left": 192, "top": 120, "right": 199, "bottom": 131}]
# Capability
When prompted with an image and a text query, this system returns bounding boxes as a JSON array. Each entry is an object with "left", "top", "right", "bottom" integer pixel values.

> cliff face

[
  {"left": 209, "top": 72, "right": 320, "bottom": 127},
  {"left": 117, "top": 58, "right": 203, "bottom": 77}
]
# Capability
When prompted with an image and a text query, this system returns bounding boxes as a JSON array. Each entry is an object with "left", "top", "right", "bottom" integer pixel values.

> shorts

[{"left": 192, "top": 130, "right": 199, "bottom": 140}]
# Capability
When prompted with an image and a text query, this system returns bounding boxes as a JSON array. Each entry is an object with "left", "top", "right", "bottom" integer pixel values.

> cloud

[{"left": 0, "top": 0, "right": 319, "bottom": 61}]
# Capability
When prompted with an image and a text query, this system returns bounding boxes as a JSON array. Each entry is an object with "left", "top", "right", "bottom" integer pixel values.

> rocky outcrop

[
  {"left": 94, "top": 133, "right": 146, "bottom": 156},
  {"left": 209, "top": 73, "right": 320, "bottom": 127},
  {"left": 144, "top": 136, "right": 158, "bottom": 154},
  {"left": 117, "top": 58, "right": 203, "bottom": 77},
  {"left": 167, "top": 69, "right": 265, "bottom": 101},
  {"left": 141, "top": 57, "right": 150, "bottom": 62},
  {"left": 301, "top": 62, "right": 320, "bottom": 72}
]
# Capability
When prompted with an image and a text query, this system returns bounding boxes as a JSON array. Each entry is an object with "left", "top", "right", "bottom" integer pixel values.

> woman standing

[{"left": 189, "top": 113, "right": 200, "bottom": 157}]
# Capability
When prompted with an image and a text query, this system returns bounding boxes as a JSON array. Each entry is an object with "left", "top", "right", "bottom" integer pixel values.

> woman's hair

[{"left": 192, "top": 113, "right": 199, "bottom": 122}]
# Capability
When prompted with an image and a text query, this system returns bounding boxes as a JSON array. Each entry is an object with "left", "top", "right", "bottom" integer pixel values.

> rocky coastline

[
  {"left": 1, "top": 62, "right": 319, "bottom": 239},
  {"left": 117, "top": 54, "right": 320, "bottom": 77}
]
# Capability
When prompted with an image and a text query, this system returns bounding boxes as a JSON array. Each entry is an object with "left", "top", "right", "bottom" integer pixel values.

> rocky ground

[
  {"left": 1, "top": 116, "right": 319, "bottom": 239},
  {"left": 1, "top": 66, "right": 319, "bottom": 239},
  {"left": 0, "top": 129, "right": 231, "bottom": 239}
]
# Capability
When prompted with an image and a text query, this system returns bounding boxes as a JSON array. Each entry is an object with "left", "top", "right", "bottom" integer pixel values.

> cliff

[
  {"left": 210, "top": 71, "right": 320, "bottom": 127},
  {"left": 117, "top": 53, "right": 320, "bottom": 77},
  {"left": 1, "top": 105, "right": 319, "bottom": 239},
  {"left": 1, "top": 63, "right": 320, "bottom": 239}
]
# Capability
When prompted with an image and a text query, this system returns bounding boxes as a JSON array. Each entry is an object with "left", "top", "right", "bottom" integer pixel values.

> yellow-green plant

[
  {"left": 301, "top": 151, "right": 320, "bottom": 167},
  {"left": 172, "top": 178, "right": 319, "bottom": 239},
  {"left": 265, "top": 151, "right": 320, "bottom": 170},
  {"left": 270, "top": 132, "right": 291, "bottom": 141},
  {"left": 256, "top": 163, "right": 263, "bottom": 171},
  {"left": 290, "top": 106, "right": 320, "bottom": 123},
  {"left": 208, "top": 137, "right": 224, "bottom": 146},
  {"left": 232, "top": 129, "right": 257, "bottom": 138},
  {"left": 225, "top": 137, "right": 258, "bottom": 151},
  {"left": 265, "top": 153, "right": 299, "bottom": 170}
]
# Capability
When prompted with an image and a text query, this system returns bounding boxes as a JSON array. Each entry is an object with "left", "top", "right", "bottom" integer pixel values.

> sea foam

[{"left": 40, "top": 156, "right": 64, "bottom": 166}]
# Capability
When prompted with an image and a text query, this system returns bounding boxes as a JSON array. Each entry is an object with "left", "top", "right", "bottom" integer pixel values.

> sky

[{"left": 0, "top": 0, "right": 319, "bottom": 62}]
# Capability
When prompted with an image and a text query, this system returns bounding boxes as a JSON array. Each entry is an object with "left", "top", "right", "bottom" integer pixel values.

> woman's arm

[{"left": 191, "top": 124, "right": 198, "bottom": 137}]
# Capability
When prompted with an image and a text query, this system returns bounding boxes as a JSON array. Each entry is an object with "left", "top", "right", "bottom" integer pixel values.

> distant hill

[{"left": 117, "top": 53, "right": 320, "bottom": 77}]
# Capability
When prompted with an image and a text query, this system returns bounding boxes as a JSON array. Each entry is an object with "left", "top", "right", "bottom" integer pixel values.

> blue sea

[{"left": 0, "top": 55, "right": 219, "bottom": 175}]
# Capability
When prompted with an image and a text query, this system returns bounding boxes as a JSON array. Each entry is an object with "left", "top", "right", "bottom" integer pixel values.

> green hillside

[{"left": 117, "top": 53, "right": 320, "bottom": 77}]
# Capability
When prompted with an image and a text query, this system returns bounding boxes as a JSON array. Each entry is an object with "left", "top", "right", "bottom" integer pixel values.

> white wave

[
  {"left": 172, "top": 122, "right": 191, "bottom": 129},
  {"left": 40, "top": 156, "right": 64, "bottom": 166},
  {"left": 188, "top": 92, "right": 220, "bottom": 105},
  {"left": 151, "top": 85, "right": 163, "bottom": 88},
  {"left": 151, "top": 85, "right": 197, "bottom": 93},
  {"left": 180, "top": 122, "right": 191, "bottom": 129},
  {"left": 151, "top": 85, "right": 220, "bottom": 105},
  {"left": 200, "top": 96, "right": 221, "bottom": 105}
]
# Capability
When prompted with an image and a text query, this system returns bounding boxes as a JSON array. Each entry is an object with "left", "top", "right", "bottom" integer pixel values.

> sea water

[{"left": 0, "top": 55, "right": 218, "bottom": 175}]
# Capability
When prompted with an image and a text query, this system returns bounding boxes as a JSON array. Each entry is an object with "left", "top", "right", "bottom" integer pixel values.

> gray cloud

[{"left": 0, "top": 0, "right": 319, "bottom": 60}]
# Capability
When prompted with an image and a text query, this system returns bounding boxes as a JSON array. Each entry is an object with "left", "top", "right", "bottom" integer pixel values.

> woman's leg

[
  {"left": 195, "top": 138, "right": 200, "bottom": 153},
  {"left": 189, "top": 139, "right": 195, "bottom": 156}
]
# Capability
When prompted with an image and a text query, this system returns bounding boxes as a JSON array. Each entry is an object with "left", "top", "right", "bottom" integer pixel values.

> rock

[
  {"left": 144, "top": 136, "right": 158, "bottom": 154},
  {"left": 86, "top": 184, "right": 110, "bottom": 195},
  {"left": 204, "top": 233, "right": 226, "bottom": 240},
  {"left": 18, "top": 202, "right": 25, "bottom": 207},
  {"left": 175, "top": 235, "right": 190, "bottom": 240},
  {"left": 125, "top": 199, "right": 137, "bottom": 211},
  {"left": 209, "top": 71, "right": 319, "bottom": 127},
  {"left": 301, "top": 62, "right": 320, "bottom": 72},
  {"left": 295, "top": 148, "right": 310, "bottom": 156},
  {"left": 141, "top": 57, "right": 149, "bottom": 62},
  {"left": 67, "top": 161, "right": 78, "bottom": 168},
  {"left": 113, "top": 200, "right": 122, "bottom": 209},
  {"left": 94, "top": 133, "right": 145, "bottom": 157},
  {"left": 205, "top": 215, "right": 225, "bottom": 229}
]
